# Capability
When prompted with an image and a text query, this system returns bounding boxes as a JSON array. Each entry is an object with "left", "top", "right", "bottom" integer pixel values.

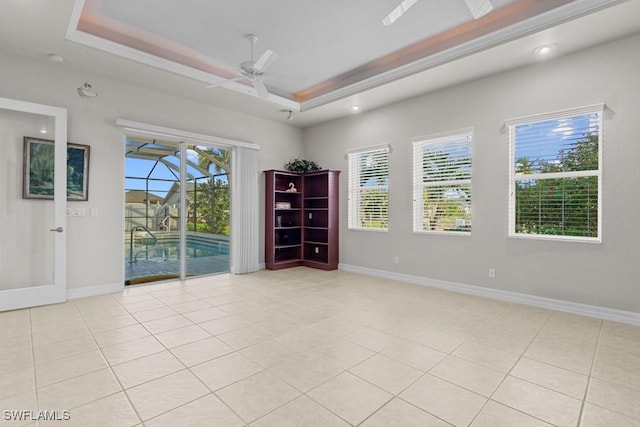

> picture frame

[{"left": 23, "top": 136, "right": 90, "bottom": 201}]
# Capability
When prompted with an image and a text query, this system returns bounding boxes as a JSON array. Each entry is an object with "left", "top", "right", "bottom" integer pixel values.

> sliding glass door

[{"left": 124, "top": 136, "right": 230, "bottom": 285}]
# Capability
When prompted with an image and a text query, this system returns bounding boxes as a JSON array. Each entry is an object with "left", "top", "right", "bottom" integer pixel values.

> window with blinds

[
  {"left": 347, "top": 145, "right": 390, "bottom": 231},
  {"left": 413, "top": 131, "right": 472, "bottom": 234},
  {"left": 508, "top": 105, "right": 603, "bottom": 242}
]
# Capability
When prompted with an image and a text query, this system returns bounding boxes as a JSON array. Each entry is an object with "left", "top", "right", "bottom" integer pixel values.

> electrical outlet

[
  {"left": 393, "top": 256, "right": 399, "bottom": 264},
  {"left": 489, "top": 268, "right": 496, "bottom": 278}
]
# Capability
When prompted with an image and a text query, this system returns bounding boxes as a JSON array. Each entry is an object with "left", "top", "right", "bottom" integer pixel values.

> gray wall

[
  {"left": 0, "top": 54, "right": 304, "bottom": 291},
  {"left": 303, "top": 32, "right": 640, "bottom": 313}
]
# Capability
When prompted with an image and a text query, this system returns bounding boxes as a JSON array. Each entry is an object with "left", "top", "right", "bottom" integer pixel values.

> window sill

[
  {"left": 508, "top": 233, "right": 601, "bottom": 244},
  {"left": 348, "top": 227, "right": 388, "bottom": 233},
  {"left": 413, "top": 231, "right": 471, "bottom": 237}
]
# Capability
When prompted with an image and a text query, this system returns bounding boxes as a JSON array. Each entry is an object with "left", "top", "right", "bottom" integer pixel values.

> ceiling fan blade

[
  {"left": 382, "top": 0, "right": 418, "bottom": 26},
  {"left": 205, "top": 76, "right": 244, "bottom": 89},
  {"left": 254, "top": 49, "right": 279, "bottom": 72},
  {"left": 252, "top": 78, "right": 269, "bottom": 99},
  {"left": 464, "top": 0, "right": 493, "bottom": 19}
]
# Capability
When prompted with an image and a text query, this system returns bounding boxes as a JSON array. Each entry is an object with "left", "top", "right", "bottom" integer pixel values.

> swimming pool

[
  {"left": 125, "top": 232, "right": 229, "bottom": 282},
  {"left": 128, "top": 232, "right": 228, "bottom": 261},
  {"left": 152, "top": 236, "right": 228, "bottom": 259}
]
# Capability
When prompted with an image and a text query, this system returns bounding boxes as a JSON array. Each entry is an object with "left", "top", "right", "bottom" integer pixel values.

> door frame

[
  {"left": 123, "top": 133, "right": 228, "bottom": 281},
  {"left": 0, "top": 97, "right": 67, "bottom": 311},
  {"left": 118, "top": 118, "right": 260, "bottom": 278}
]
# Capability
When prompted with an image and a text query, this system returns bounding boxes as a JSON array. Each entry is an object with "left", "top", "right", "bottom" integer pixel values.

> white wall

[
  {"left": 0, "top": 54, "right": 304, "bottom": 291},
  {"left": 303, "top": 32, "right": 640, "bottom": 313}
]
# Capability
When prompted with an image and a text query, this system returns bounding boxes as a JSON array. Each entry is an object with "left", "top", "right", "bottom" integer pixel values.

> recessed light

[
  {"left": 40, "top": 128, "right": 47, "bottom": 134},
  {"left": 351, "top": 105, "right": 360, "bottom": 112},
  {"left": 534, "top": 44, "right": 556, "bottom": 56}
]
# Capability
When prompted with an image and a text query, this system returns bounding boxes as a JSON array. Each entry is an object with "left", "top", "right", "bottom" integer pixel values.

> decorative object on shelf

[
  {"left": 286, "top": 182, "right": 297, "bottom": 192},
  {"left": 275, "top": 202, "right": 291, "bottom": 209},
  {"left": 23, "top": 136, "right": 90, "bottom": 201},
  {"left": 284, "top": 158, "right": 320, "bottom": 173}
]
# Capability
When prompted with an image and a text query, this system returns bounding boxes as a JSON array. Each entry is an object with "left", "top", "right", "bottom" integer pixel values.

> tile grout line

[
  {"left": 116, "top": 283, "right": 254, "bottom": 425},
  {"left": 27, "top": 307, "right": 41, "bottom": 415},
  {"left": 465, "top": 307, "right": 554, "bottom": 426},
  {"left": 349, "top": 300, "right": 515, "bottom": 425},
  {"left": 112, "top": 286, "right": 215, "bottom": 426},
  {"left": 73, "top": 296, "right": 146, "bottom": 426},
  {"left": 575, "top": 318, "right": 604, "bottom": 427},
  {"left": 12, "top": 269, "right": 640, "bottom": 426}
]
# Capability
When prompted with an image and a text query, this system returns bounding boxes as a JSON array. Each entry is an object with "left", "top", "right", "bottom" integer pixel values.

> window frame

[
  {"left": 346, "top": 144, "right": 390, "bottom": 232},
  {"left": 412, "top": 128, "right": 473, "bottom": 236},
  {"left": 506, "top": 104, "right": 604, "bottom": 243}
]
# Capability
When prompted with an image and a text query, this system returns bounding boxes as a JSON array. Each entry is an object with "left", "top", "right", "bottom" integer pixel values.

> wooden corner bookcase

[{"left": 264, "top": 169, "right": 340, "bottom": 270}]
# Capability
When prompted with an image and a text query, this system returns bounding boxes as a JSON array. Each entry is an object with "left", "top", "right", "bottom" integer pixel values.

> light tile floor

[{"left": 1, "top": 267, "right": 639, "bottom": 426}]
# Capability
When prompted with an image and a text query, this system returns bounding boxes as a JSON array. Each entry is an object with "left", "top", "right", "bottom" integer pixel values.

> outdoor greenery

[
  {"left": 186, "top": 148, "right": 231, "bottom": 235},
  {"left": 358, "top": 188, "right": 389, "bottom": 228},
  {"left": 514, "top": 134, "right": 598, "bottom": 237},
  {"left": 417, "top": 143, "right": 471, "bottom": 233},
  {"left": 421, "top": 184, "right": 471, "bottom": 232},
  {"left": 353, "top": 150, "right": 389, "bottom": 229}
]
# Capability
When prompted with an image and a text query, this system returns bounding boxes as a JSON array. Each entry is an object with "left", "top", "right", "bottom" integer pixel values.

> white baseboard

[
  {"left": 339, "top": 263, "right": 640, "bottom": 326},
  {"left": 67, "top": 282, "right": 124, "bottom": 300}
]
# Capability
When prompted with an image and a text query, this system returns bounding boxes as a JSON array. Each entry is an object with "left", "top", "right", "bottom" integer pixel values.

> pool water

[
  {"left": 125, "top": 235, "right": 230, "bottom": 282},
  {"left": 160, "top": 239, "right": 229, "bottom": 259},
  {"left": 127, "top": 234, "right": 229, "bottom": 262}
]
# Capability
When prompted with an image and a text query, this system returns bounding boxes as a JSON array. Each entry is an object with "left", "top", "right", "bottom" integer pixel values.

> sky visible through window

[
  {"left": 514, "top": 113, "right": 599, "bottom": 172},
  {"left": 125, "top": 147, "right": 228, "bottom": 198}
]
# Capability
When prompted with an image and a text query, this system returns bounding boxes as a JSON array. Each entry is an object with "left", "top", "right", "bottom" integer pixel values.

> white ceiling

[{"left": 1, "top": 0, "right": 639, "bottom": 127}]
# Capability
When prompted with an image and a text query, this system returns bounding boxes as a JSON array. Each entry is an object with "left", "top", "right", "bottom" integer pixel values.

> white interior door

[{"left": 0, "top": 97, "right": 67, "bottom": 311}]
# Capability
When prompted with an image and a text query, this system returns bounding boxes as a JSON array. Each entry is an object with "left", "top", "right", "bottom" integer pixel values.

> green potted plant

[{"left": 284, "top": 158, "right": 321, "bottom": 173}]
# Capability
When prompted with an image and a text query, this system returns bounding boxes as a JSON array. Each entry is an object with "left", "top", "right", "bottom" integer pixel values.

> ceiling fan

[
  {"left": 207, "top": 34, "right": 279, "bottom": 99},
  {"left": 383, "top": 0, "right": 493, "bottom": 26}
]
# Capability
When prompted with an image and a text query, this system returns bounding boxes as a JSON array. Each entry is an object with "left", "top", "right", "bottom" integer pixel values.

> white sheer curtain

[{"left": 230, "top": 146, "right": 260, "bottom": 274}]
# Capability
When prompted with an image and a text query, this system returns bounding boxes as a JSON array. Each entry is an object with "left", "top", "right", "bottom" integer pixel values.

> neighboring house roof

[
  {"left": 164, "top": 182, "right": 196, "bottom": 206},
  {"left": 125, "top": 190, "right": 164, "bottom": 204}
]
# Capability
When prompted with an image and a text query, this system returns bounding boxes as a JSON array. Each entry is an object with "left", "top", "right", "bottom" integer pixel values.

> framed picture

[{"left": 23, "top": 136, "right": 90, "bottom": 201}]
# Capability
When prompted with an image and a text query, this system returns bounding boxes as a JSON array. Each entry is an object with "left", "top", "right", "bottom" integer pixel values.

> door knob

[{"left": 49, "top": 226, "right": 64, "bottom": 232}]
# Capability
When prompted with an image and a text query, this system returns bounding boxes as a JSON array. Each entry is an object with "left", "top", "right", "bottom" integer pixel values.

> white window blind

[
  {"left": 507, "top": 104, "right": 603, "bottom": 242},
  {"left": 347, "top": 145, "right": 390, "bottom": 231},
  {"left": 413, "top": 131, "right": 472, "bottom": 234}
]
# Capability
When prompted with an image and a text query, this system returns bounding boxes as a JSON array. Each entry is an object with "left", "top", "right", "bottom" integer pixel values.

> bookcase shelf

[{"left": 265, "top": 169, "right": 339, "bottom": 270}]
